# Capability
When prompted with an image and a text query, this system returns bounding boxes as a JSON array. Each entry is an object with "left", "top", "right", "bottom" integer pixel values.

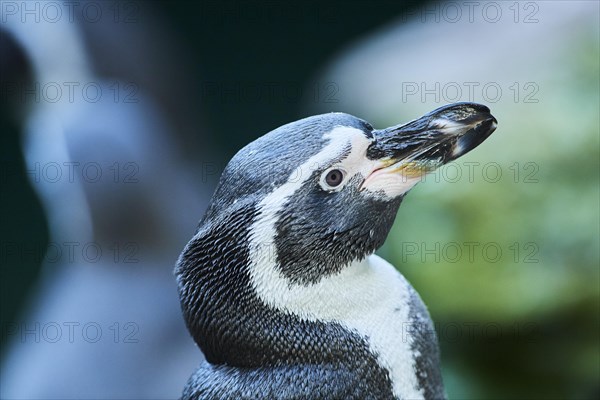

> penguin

[{"left": 175, "top": 102, "right": 497, "bottom": 400}]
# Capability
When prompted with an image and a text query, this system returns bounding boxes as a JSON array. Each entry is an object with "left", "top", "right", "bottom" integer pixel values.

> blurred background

[{"left": 1, "top": 0, "right": 598, "bottom": 399}]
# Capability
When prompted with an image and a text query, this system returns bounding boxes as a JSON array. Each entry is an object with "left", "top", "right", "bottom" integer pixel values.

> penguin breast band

[{"left": 176, "top": 103, "right": 497, "bottom": 399}]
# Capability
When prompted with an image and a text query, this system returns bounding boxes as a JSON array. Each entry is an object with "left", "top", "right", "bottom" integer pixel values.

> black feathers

[{"left": 274, "top": 172, "right": 402, "bottom": 284}]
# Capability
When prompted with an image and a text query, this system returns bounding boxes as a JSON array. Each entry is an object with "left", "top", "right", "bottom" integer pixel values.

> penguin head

[{"left": 200, "top": 102, "right": 497, "bottom": 284}]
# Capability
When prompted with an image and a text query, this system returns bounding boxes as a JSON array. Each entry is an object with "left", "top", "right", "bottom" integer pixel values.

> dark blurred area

[{"left": 1, "top": 0, "right": 598, "bottom": 399}]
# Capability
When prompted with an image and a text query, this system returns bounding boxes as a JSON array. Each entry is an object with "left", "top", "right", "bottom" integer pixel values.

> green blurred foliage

[{"left": 377, "top": 27, "right": 599, "bottom": 400}]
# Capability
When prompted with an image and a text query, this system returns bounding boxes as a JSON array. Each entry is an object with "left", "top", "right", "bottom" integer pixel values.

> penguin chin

[{"left": 361, "top": 169, "right": 423, "bottom": 200}]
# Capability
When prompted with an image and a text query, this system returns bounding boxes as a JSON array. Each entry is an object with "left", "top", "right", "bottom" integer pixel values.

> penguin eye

[{"left": 322, "top": 168, "right": 345, "bottom": 189}]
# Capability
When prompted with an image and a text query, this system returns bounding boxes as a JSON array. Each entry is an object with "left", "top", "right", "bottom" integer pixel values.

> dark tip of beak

[
  {"left": 367, "top": 102, "right": 498, "bottom": 164},
  {"left": 451, "top": 115, "right": 497, "bottom": 160}
]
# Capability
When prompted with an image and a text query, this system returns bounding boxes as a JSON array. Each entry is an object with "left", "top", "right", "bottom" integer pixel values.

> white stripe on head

[{"left": 248, "top": 126, "right": 424, "bottom": 399}]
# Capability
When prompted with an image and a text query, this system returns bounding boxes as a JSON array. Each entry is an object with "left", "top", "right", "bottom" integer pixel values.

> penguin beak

[
  {"left": 361, "top": 102, "right": 497, "bottom": 194},
  {"left": 367, "top": 102, "right": 497, "bottom": 177}
]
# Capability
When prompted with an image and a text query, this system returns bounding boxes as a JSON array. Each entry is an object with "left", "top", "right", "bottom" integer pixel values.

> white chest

[{"left": 249, "top": 253, "right": 425, "bottom": 400}]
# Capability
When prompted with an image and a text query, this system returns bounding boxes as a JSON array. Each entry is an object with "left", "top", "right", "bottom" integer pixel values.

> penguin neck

[{"left": 250, "top": 248, "right": 407, "bottom": 324}]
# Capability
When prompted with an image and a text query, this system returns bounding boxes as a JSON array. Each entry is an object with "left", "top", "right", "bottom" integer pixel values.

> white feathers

[{"left": 361, "top": 167, "right": 423, "bottom": 199}]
